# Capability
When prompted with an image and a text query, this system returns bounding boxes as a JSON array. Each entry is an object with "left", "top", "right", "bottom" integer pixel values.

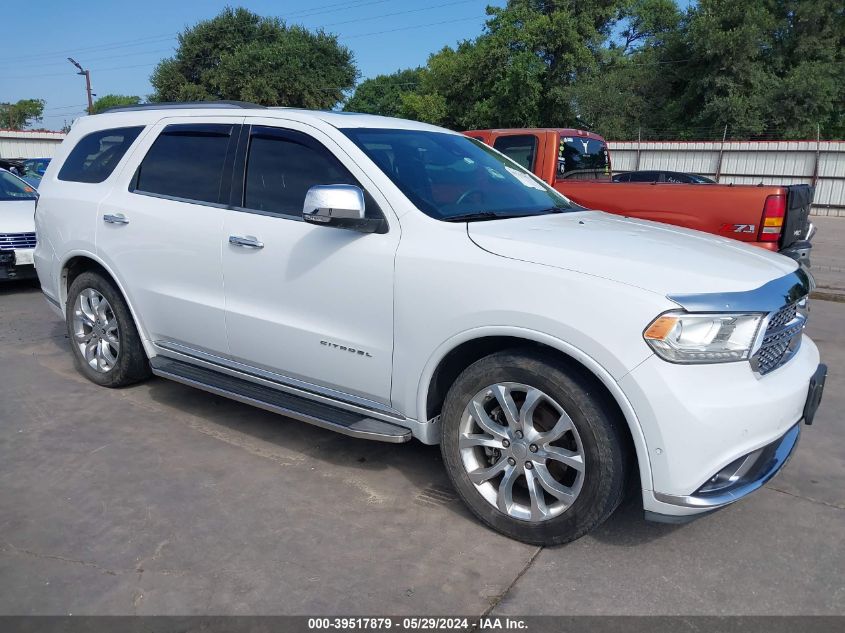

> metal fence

[
  {"left": 607, "top": 139, "right": 845, "bottom": 216},
  {"left": 0, "top": 130, "right": 66, "bottom": 159}
]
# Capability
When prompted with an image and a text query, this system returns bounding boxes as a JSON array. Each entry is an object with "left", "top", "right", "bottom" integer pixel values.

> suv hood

[
  {"left": 1, "top": 200, "right": 37, "bottom": 235},
  {"left": 467, "top": 210, "right": 797, "bottom": 297}
]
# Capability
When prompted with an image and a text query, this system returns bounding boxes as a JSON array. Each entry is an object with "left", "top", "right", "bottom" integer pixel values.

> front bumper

[
  {"left": 0, "top": 249, "right": 37, "bottom": 280},
  {"left": 653, "top": 420, "right": 800, "bottom": 512},
  {"left": 620, "top": 335, "right": 822, "bottom": 519}
]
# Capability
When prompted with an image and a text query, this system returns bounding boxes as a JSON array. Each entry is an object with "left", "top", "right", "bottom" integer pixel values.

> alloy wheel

[
  {"left": 72, "top": 288, "right": 120, "bottom": 373},
  {"left": 458, "top": 382, "right": 585, "bottom": 522}
]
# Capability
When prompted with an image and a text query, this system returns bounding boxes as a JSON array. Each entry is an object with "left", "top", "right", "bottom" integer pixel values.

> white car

[
  {"left": 34, "top": 104, "right": 827, "bottom": 544},
  {"left": 0, "top": 168, "right": 38, "bottom": 281}
]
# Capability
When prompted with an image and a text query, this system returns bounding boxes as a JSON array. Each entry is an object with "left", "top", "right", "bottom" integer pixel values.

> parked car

[
  {"left": 35, "top": 104, "right": 826, "bottom": 545},
  {"left": 0, "top": 158, "right": 26, "bottom": 177},
  {"left": 23, "top": 157, "right": 51, "bottom": 177},
  {"left": 20, "top": 172, "right": 42, "bottom": 189},
  {"left": 0, "top": 168, "right": 38, "bottom": 280},
  {"left": 612, "top": 170, "right": 716, "bottom": 184},
  {"left": 464, "top": 129, "right": 814, "bottom": 266}
]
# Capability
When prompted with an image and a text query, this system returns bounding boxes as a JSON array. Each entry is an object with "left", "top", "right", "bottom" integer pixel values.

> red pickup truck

[{"left": 464, "top": 128, "right": 815, "bottom": 265}]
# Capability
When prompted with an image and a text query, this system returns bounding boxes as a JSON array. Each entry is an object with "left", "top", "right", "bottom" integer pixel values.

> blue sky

[
  {"left": 1, "top": 0, "right": 502, "bottom": 130},
  {"left": 1, "top": 0, "right": 692, "bottom": 131}
]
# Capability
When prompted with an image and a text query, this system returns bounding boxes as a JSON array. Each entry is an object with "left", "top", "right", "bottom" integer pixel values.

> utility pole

[{"left": 68, "top": 58, "right": 94, "bottom": 114}]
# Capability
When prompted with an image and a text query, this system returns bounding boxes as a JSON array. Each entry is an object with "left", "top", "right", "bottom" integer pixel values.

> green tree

[
  {"left": 568, "top": 0, "right": 684, "bottom": 139},
  {"left": 766, "top": 0, "right": 845, "bottom": 138},
  {"left": 382, "top": 0, "right": 624, "bottom": 130},
  {"left": 0, "top": 99, "right": 45, "bottom": 130},
  {"left": 673, "top": 0, "right": 780, "bottom": 138},
  {"left": 656, "top": 0, "right": 845, "bottom": 140},
  {"left": 92, "top": 94, "right": 142, "bottom": 114},
  {"left": 150, "top": 7, "right": 357, "bottom": 108},
  {"left": 344, "top": 68, "right": 422, "bottom": 117}
]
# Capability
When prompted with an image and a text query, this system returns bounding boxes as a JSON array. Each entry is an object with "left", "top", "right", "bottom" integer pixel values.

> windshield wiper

[
  {"left": 443, "top": 211, "right": 508, "bottom": 222},
  {"left": 443, "top": 208, "right": 566, "bottom": 223}
]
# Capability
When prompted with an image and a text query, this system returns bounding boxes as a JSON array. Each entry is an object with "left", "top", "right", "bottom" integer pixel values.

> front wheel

[{"left": 440, "top": 350, "right": 629, "bottom": 545}]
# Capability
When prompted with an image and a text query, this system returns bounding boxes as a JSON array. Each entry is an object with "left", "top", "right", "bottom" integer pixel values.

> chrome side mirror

[{"left": 302, "top": 184, "right": 371, "bottom": 230}]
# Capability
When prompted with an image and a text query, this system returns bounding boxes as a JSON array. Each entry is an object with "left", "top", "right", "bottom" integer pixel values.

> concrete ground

[
  {"left": 0, "top": 279, "right": 842, "bottom": 616},
  {"left": 811, "top": 216, "right": 845, "bottom": 293}
]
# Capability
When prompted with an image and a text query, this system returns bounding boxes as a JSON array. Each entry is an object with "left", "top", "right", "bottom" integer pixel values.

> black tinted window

[
  {"left": 58, "top": 126, "right": 143, "bottom": 183},
  {"left": 558, "top": 137, "right": 609, "bottom": 177},
  {"left": 135, "top": 124, "right": 232, "bottom": 204},
  {"left": 243, "top": 130, "right": 357, "bottom": 216},
  {"left": 628, "top": 171, "right": 660, "bottom": 182},
  {"left": 493, "top": 135, "right": 538, "bottom": 171}
]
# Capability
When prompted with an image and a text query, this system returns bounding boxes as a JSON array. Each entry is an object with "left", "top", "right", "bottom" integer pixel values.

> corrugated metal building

[
  {"left": 608, "top": 140, "right": 845, "bottom": 216},
  {"left": 0, "top": 130, "right": 66, "bottom": 159}
]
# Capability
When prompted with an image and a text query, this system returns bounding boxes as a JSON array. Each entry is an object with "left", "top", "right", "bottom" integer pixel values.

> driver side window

[{"left": 241, "top": 127, "right": 381, "bottom": 219}]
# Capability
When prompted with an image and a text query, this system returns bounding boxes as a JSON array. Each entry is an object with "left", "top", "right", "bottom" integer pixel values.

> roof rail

[{"left": 100, "top": 101, "right": 266, "bottom": 114}]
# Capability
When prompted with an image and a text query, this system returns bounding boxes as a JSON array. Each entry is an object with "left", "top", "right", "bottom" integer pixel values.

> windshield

[
  {"left": 557, "top": 137, "right": 609, "bottom": 178},
  {"left": 0, "top": 170, "right": 38, "bottom": 201},
  {"left": 341, "top": 128, "right": 572, "bottom": 221}
]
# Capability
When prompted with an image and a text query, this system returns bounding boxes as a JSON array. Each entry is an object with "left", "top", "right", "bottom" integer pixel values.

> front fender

[{"left": 412, "top": 325, "right": 654, "bottom": 491}]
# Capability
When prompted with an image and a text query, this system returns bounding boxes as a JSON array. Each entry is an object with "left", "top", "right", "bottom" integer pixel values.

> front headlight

[{"left": 643, "top": 311, "right": 765, "bottom": 364}]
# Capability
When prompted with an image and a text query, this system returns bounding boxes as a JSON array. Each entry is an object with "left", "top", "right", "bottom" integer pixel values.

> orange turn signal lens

[
  {"left": 644, "top": 315, "right": 678, "bottom": 340},
  {"left": 763, "top": 217, "right": 783, "bottom": 227}
]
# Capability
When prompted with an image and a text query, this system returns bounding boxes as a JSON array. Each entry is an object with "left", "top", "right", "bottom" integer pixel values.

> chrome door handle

[
  {"left": 103, "top": 213, "right": 129, "bottom": 225},
  {"left": 229, "top": 235, "right": 264, "bottom": 249}
]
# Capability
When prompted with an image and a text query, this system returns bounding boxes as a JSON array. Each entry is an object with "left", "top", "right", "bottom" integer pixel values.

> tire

[
  {"left": 66, "top": 271, "right": 151, "bottom": 387},
  {"left": 440, "top": 349, "right": 629, "bottom": 545}
]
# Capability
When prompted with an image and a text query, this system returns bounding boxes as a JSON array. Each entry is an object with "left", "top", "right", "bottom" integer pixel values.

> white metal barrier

[
  {"left": 0, "top": 130, "right": 66, "bottom": 160},
  {"left": 608, "top": 140, "right": 845, "bottom": 216}
]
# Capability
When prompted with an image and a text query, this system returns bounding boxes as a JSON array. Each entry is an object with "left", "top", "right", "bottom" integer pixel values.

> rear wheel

[
  {"left": 66, "top": 271, "right": 151, "bottom": 387},
  {"left": 440, "top": 349, "right": 628, "bottom": 545}
]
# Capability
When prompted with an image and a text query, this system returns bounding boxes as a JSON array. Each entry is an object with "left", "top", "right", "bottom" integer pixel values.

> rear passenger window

[
  {"left": 243, "top": 129, "right": 359, "bottom": 216},
  {"left": 58, "top": 126, "right": 144, "bottom": 183},
  {"left": 134, "top": 124, "right": 233, "bottom": 204},
  {"left": 493, "top": 135, "right": 538, "bottom": 171}
]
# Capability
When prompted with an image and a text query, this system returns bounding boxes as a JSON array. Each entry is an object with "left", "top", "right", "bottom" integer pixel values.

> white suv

[{"left": 34, "top": 103, "right": 826, "bottom": 544}]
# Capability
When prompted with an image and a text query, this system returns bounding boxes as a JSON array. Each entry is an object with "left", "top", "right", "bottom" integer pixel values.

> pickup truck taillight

[{"left": 759, "top": 194, "right": 786, "bottom": 242}]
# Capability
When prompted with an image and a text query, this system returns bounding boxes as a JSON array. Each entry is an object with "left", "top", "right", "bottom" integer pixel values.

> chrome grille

[
  {"left": 753, "top": 300, "right": 806, "bottom": 375},
  {"left": 0, "top": 232, "right": 37, "bottom": 250}
]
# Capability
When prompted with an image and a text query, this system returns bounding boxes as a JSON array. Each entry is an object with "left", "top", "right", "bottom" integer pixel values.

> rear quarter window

[
  {"left": 493, "top": 135, "right": 538, "bottom": 171},
  {"left": 58, "top": 126, "right": 144, "bottom": 184}
]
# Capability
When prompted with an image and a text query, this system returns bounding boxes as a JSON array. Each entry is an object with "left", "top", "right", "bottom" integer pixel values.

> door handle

[
  {"left": 229, "top": 235, "right": 264, "bottom": 249},
  {"left": 103, "top": 213, "right": 129, "bottom": 225}
]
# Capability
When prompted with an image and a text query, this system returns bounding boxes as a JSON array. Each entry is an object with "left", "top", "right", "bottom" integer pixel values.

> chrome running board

[{"left": 150, "top": 357, "right": 412, "bottom": 443}]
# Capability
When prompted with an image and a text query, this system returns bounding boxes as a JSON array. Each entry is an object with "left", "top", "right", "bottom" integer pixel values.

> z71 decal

[{"left": 720, "top": 223, "right": 756, "bottom": 234}]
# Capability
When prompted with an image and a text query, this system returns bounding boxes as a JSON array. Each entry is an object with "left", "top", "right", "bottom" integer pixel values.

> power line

[
  {"left": 0, "top": 35, "right": 177, "bottom": 65},
  {"left": 1, "top": 46, "right": 177, "bottom": 71},
  {"left": 324, "top": 0, "right": 477, "bottom": 28},
  {"left": 4, "top": 1, "right": 478, "bottom": 71},
  {"left": 43, "top": 104, "right": 89, "bottom": 112},
  {"left": 0, "top": 12, "right": 486, "bottom": 80},
  {"left": 342, "top": 14, "right": 483, "bottom": 39},
  {"left": 0, "top": 0, "right": 394, "bottom": 64}
]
